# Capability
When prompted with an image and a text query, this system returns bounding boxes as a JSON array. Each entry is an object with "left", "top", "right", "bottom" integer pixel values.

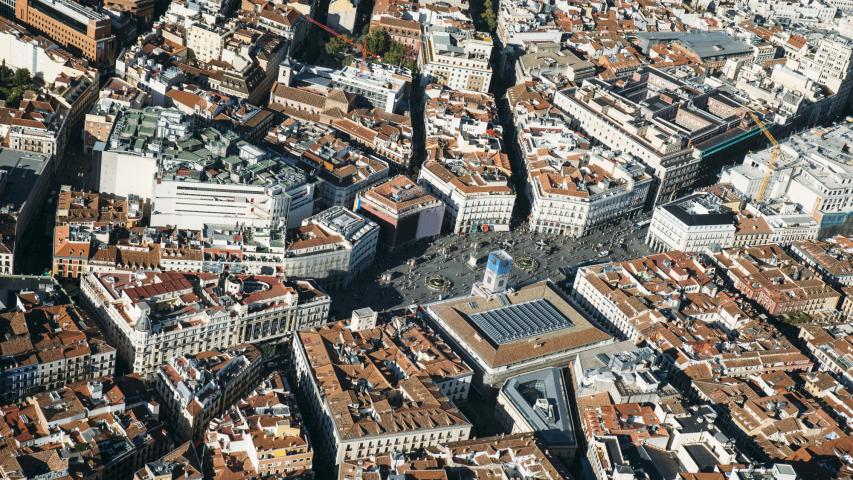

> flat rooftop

[
  {"left": 427, "top": 280, "right": 612, "bottom": 369},
  {"left": 661, "top": 192, "right": 736, "bottom": 227},
  {"left": 501, "top": 367, "right": 575, "bottom": 447},
  {"left": 0, "top": 149, "right": 50, "bottom": 211}
]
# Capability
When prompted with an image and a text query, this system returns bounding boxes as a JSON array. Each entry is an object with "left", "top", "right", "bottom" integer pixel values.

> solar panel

[{"left": 468, "top": 299, "right": 574, "bottom": 345}]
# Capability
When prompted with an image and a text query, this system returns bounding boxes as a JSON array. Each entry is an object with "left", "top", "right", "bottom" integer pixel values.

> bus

[{"left": 634, "top": 219, "right": 652, "bottom": 229}]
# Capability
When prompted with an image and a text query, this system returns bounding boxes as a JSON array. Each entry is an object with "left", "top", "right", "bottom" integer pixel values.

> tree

[
  {"left": 481, "top": 0, "right": 497, "bottom": 31},
  {"left": 6, "top": 87, "right": 23, "bottom": 108},
  {"left": 365, "top": 29, "right": 389, "bottom": 56},
  {"left": 13, "top": 68, "right": 30, "bottom": 87},
  {"left": 325, "top": 36, "right": 349, "bottom": 57},
  {"left": 384, "top": 41, "right": 407, "bottom": 66},
  {"left": 0, "top": 65, "right": 12, "bottom": 85}
]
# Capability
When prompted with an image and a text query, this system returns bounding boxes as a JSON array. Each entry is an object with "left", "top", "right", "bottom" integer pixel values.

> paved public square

[{"left": 330, "top": 214, "right": 654, "bottom": 317}]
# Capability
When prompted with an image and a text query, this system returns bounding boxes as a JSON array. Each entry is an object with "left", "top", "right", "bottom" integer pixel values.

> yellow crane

[{"left": 744, "top": 109, "right": 780, "bottom": 203}]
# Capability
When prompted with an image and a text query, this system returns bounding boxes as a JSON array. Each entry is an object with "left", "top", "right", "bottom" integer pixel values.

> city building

[
  {"left": 369, "top": 15, "right": 421, "bottom": 52},
  {"left": 268, "top": 83, "right": 354, "bottom": 124},
  {"left": 646, "top": 191, "right": 738, "bottom": 252},
  {"left": 573, "top": 250, "right": 717, "bottom": 341},
  {"left": 329, "top": 61, "right": 410, "bottom": 113},
  {"left": 80, "top": 270, "right": 329, "bottom": 375},
  {"left": 635, "top": 32, "right": 754, "bottom": 72},
  {"left": 95, "top": 107, "right": 316, "bottom": 229},
  {"left": 52, "top": 188, "right": 323, "bottom": 279},
  {"left": 338, "top": 433, "right": 571, "bottom": 480},
  {"left": 116, "top": 40, "right": 185, "bottom": 107},
  {"left": 285, "top": 207, "right": 379, "bottom": 289},
  {"left": 573, "top": 343, "right": 680, "bottom": 404},
  {"left": 784, "top": 34, "right": 853, "bottom": 121},
  {"left": 515, "top": 42, "right": 596, "bottom": 85},
  {"left": 156, "top": 344, "right": 264, "bottom": 441},
  {"left": 292, "top": 310, "right": 473, "bottom": 463},
  {"left": 203, "top": 225, "right": 285, "bottom": 275},
  {"left": 105, "top": 0, "right": 155, "bottom": 29},
  {"left": 581, "top": 400, "right": 743, "bottom": 479},
  {"left": 0, "top": 374, "right": 172, "bottom": 480},
  {"left": 419, "top": 85, "right": 515, "bottom": 233},
  {"left": 0, "top": 16, "right": 92, "bottom": 83},
  {"left": 496, "top": 0, "right": 563, "bottom": 49},
  {"left": 554, "top": 67, "right": 757, "bottom": 205},
  {"left": 646, "top": 188, "right": 820, "bottom": 253},
  {"left": 425, "top": 256, "right": 613, "bottom": 387},
  {"left": 790, "top": 237, "right": 853, "bottom": 287},
  {"left": 133, "top": 443, "right": 203, "bottom": 480},
  {"left": 356, "top": 175, "right": 445, "bottom": 250},
  {"left": 326, "top": 0, "right": 357, "bottom": 33},
  {"left": 0, "top": 276, "right": 116, "bottom": 403},
  {"left": 721, "top": 122, "right": 853, "bottom": 236},
  {"left": 420, "top": 26, "right": 493, "bottom": 93},
  {"left": 496, "top": 367, "right": 577, "bottom": 460},
  {"left": 527, "top": 149, "right": 652, "bottom": 236},
  {"left": 693, "top": 373, "right": 844, "bottom": 461},
  {"left": 83, "top": 77, "right": 149, "bottom": 154},
  {"left": 206, "top": 371, "right": 313, "bottom": 478},
  {"left": 14, "top": 0, "right": 116, "bottom": 64},
  {"left": 330, "top": 109, "right": 413, "bottom": 169},
  {"left": 299, "top": 135, "right": 389, "bottom": 209},
  {"left": 52, "top": 187, "right": 146, "bottom": 277},
  {"left": 799, "top": 323, "right": 853, "bottom": 388},
  {"left": 712, "top": 244, "right": 841, "bottom": 316},
  {"left": 0, "top": 149, "right": 53, "bottom": 273}
]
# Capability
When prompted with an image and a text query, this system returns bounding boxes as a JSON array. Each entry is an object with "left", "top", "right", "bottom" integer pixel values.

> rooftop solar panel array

[{"left": 468, "top": 298, "right": 574, "bottom": 345}]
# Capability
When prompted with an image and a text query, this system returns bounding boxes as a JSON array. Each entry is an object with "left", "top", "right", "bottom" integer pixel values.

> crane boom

[{"left": 745, "top": 110, "right": 780, "bottom": 203}]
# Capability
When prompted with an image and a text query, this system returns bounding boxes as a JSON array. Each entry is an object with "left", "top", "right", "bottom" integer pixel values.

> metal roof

[{"left": 469, "top": 298, "right": 573, "bottom": 345}]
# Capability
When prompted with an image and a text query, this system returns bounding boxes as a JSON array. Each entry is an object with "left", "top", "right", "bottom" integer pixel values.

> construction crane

[
  {"left": 745, "top": 109, "right": 780, "bottom": 203},
  {"left": 302, "top": 16, "right": 381, "bottom": 73}
]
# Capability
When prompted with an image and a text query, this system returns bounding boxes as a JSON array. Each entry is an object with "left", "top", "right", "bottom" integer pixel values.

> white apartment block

[
  {"left": 0, "top": 18, "right": 73, "bottom": 83},
  {"left": 421, "top": 27, "right": 493, "bottom": 93},
  {"left": 284, "top": 225, "right": 351, "bottom": 288},
  {"left": 306, "top": 207, "right": 379, "bottom": 279},
  {"left": 284, "top": 207, "right": 379, "bottom": 289},
  {"left": 721, "top": 121, "right": 853, "bottom": 229},
  {"left": 153, "top": 143, "right": 313, "bottom": 231},
  {"left": 98, "top": 108, "right": 189, "bottom": 198},
  {"left": 329, "top": 61, "right": 410, "bottom": 113},
  {"left": 187, "top": 22, "right": 229, "bottom": 62},
  {"left": 98, "top": 108, "right": 314, "bottom": 230},
  {"left": 496, "top": 0, "right": 563, "bottom": 48},
  {"left": 647, "top": 190, "right": 820, "bottom": 253},
  {"left": 80, "top": 271, "right": 241, "bottom": 376},
  {"left": 80, "top": 270, "right": 327, "bottom": 376},
  {"left": 788, "top": 35, "right": 853, "bottom": 90},
  {"left": 646, "top": 192, "right": 737, "bottom": 253},
  {"left": 152, "top": 183, "right": 287, "bottom": 230},
  {"left": 528, "top": 151, "right": 652, "bottom": 236},
  {"left": 419, "top": 160, "right": 516, "bottom": 233}
]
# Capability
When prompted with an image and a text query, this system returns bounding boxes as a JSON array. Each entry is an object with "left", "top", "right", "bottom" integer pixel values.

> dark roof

[
  {"left": 620, "top": 438, "right": 682, "bottom": 480},
  {"left": 685, "top": 443, "right": 720, "bottom": 472},
  {"left": 662, "top": 194, "right": 736, "bottom": 227},
  {"left": 469, "top": 298, "right": 574, "bottom": 346},
  {"left": 500, "top": 367, "right": 575, "bottom": 447}
]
